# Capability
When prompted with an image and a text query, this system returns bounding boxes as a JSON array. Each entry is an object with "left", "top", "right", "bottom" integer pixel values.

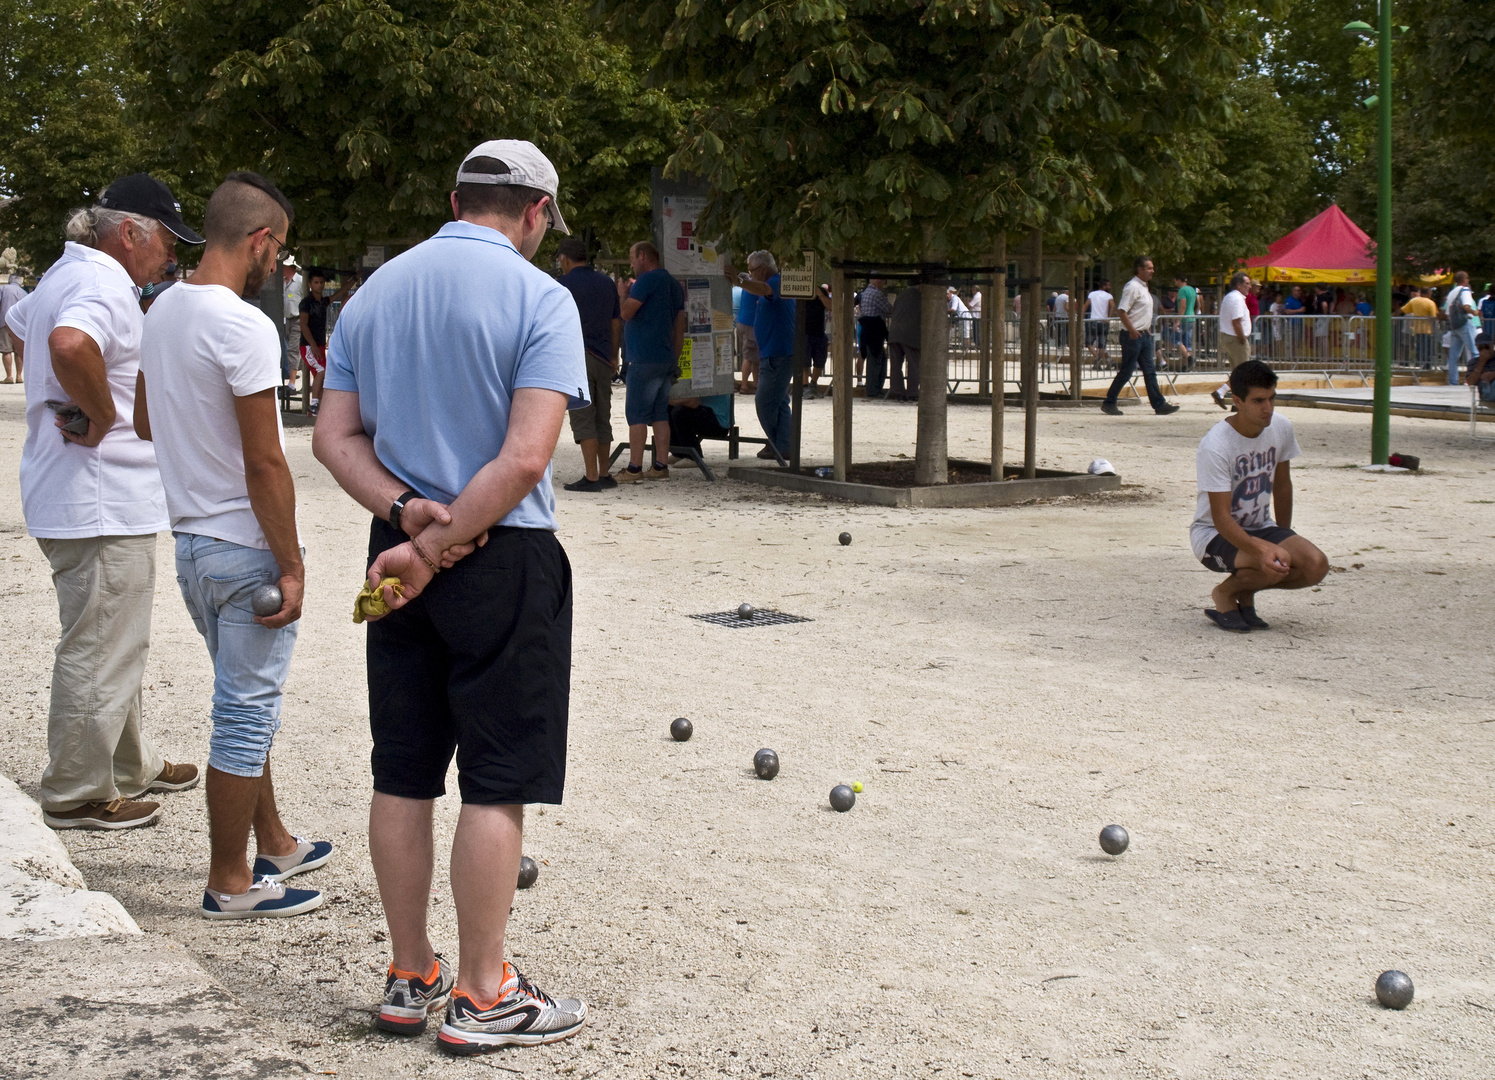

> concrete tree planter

[{"left": 726, "top": 458, "right": 1119, "bottom": 507}]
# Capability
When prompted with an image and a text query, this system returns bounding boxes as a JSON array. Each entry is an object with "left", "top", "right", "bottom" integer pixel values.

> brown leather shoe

[
  {"left": 43, "top": 798, "right": 161, "bottom": 830},
  {"left": 148, "top": 760, "right": 200, "bottom": 792}
]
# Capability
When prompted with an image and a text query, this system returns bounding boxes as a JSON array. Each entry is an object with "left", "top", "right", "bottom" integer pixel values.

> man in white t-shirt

[
  {"left": 1102, "top": 257, "right": 1178, "bottom": 416},
  {"left": 1086, "top": 279, "right": 1113, "bottom": 361},
  {"left": 137, "top": 173, "right": 332, "bottom": 919},
  {"left": 1218, "top": 271, "right": 1253, "bottom": 367},
  {"left": 5, "top": 174, "right": 203, "bottom": 831},
  {"left": 1193, "top": 360, "right": 1328, "bottom": 633},
  {"left": 281, "top": 258, "right": 304, "bottom": 387}
]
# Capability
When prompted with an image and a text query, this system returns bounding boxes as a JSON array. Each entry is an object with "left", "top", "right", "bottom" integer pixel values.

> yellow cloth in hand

[{"left": 353, "top": 577, "right": 404, "bottom": 623}]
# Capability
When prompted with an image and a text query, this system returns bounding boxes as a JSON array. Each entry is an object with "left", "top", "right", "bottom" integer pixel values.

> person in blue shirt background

[
  {"left": 617, "top": 241, "right": 685, "bottom": 481},
  {"left": 1479, "top": 283, "right": 1495, "bottom": 340},
  {"left": 727, "top": 250, "right": 796, "bottom": 460}
]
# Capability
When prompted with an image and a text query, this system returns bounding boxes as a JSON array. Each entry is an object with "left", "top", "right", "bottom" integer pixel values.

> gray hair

[
  {"left": 746, "top": 249, "right": 777, "bottom": 274},
  {"left": 64, "top": 206, "right": 159, "bottom": 248},
  {"left": 1230, "top": 270, "right": 1250, "bottom": 289},
  {"left": 7, "top": 274, "right": 20, "bottom": 284}
]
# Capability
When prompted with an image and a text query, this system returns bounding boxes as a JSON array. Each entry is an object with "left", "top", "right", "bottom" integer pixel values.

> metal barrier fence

[{"left": 941, "top": 313, "right": 1458, "bottom": 394}]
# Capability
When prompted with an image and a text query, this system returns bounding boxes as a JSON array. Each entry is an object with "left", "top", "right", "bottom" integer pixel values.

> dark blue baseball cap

[{"left": 98, "top": 174, "right": 205, "bottom": 245}]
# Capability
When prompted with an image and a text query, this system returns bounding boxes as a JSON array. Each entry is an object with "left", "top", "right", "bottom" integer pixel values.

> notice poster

[
  {"left": 689, "top": 334, "right": 715, "bottom": 389},
  {"left": 661, "top": 195, "right": 721, "bottom": 276},
  {"left": 714, "top": 331, "right": 735, "bottom": 377},
  {"left": 685, "top": 278, "right": 713, "bottom": 335}
]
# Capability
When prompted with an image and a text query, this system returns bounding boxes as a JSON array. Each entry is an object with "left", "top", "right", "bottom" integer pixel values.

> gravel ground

[{"left": 1, "top": 382, "right": 1492, "bottom": 1079}]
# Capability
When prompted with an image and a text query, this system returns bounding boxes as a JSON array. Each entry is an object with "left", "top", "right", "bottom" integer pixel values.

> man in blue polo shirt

[
  {"left": 728, "top": 250, "right": 796, "bottom": 459},
  {"left": 313, "top": 139, "right": 590, "bottom": 1055}
]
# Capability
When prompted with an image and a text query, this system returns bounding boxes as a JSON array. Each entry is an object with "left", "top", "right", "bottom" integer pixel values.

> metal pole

[
  {"left": 989, "top": 237, "right": 1005, "bottom": 479},
  {"left": 1371, "top": 0, "right": 1393, "bottom": 464}
]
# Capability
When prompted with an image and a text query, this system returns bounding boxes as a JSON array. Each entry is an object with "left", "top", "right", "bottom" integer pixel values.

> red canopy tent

[{"left": 1244, "top": 204, "right": 1375, "bottom": 285}]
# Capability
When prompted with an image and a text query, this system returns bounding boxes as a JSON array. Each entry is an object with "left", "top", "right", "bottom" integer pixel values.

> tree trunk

[
  {"left": 914, "top": 250, "right": 948, "bottom": 485},
  {"left": 830, "top": 251, "right": 852, "bottom": 481}
]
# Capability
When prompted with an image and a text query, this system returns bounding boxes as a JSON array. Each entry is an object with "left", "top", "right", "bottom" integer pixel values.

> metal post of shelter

[
  {"left": 1070, "top": 258, "right": 1083, "bottom": 399},
  {"left": 990, "top": 236, "right": 1006, "bottom": 480},
  {"left": 1023, "top": 229, "right": 1041, "bottom": 479}
]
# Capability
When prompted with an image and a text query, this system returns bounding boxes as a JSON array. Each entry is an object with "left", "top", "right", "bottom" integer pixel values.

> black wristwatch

[{"left": 389, "top": 490, "right": 420, "bottom": 536}]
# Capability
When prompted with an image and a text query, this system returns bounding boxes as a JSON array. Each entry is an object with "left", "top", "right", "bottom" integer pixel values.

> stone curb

[{"left": 0, "top": 774, "right": 140, "bottom": 941}]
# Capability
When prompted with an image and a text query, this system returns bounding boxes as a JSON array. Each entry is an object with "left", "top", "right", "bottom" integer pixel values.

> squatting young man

[{"left": 1192, "top": 360, "right": 1328, "bottom": 632}]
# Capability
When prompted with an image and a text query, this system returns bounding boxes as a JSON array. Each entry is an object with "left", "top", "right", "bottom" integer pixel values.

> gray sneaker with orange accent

[
  {"left": 376, "top": 953, "right": 455, "bottom": 1035},
  {"left": 437, "top": 963, "right": 587, "bottom": 1054}
]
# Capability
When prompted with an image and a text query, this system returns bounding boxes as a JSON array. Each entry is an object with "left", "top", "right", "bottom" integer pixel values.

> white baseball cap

[
  {"left": 1087, "top": 458, "right": 1117, "bottom": 475},
  {"left": 456, "top": 140, "right": 570, "bottom": 235}
]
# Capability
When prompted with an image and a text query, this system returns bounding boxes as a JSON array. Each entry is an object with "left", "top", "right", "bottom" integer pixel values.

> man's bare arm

[
  {"left": 49, "top": 327, "right": 115, "bottom": 446},
  {"left": 234, "top": 388, "right": 304, "bottom": 627},
  {"left": 1272, "top": 461, "right": 1293, "bottom": 531},
  {"left": 133, "top": 371, "right": 151, "bottom": 441}
]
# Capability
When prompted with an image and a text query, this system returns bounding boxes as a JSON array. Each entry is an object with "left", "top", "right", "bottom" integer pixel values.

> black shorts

[
  {"left": 365, "top": 518, "right": 572, "bottom": 804},
  {"left": 807, "top": 333, "right": 828, "bottom": 369},
  {"left": 1201, "top": 526, "right": 1296, "bottom": 573}
]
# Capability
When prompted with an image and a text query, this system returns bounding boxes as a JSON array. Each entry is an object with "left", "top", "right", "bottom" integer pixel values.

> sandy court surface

[{"left": 1, "top": 381, "right": 1493, "bottom": 1078}]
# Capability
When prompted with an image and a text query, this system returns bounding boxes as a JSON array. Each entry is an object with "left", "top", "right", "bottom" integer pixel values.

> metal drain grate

[{"left": 689, "top": 610, "right": 813, "bottom": 628}]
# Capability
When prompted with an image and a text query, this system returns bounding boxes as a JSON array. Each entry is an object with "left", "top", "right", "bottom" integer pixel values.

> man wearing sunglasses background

[{"left": 313, "top": 140, "right": 590, "bottom": 1054}]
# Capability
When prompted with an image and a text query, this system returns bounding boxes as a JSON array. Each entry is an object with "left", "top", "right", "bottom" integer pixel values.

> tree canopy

[{"left": 597, "top": 0, "right": 1260, "bottom": 263}]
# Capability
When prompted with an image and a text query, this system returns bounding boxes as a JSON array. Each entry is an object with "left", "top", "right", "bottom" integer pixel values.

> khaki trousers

[
  {"left": 37, "top": 535, "right": 163, "bottom": 811},
  {"left": 1220, "top": 333, "right": 1250, "bottom": 368}
]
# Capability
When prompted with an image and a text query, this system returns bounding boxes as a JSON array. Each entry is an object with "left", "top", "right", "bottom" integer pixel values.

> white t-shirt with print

[
  {"left": 140, "top": 283, "right": 288, "bottom": 550},
  {"left": 5, "top": 242, "right": 168, "bottom": 538},
  {"left": 1190, "top": 414, "right": 1301, "bottom": 560}
]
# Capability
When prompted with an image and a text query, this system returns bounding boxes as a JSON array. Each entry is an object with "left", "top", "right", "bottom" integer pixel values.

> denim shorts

[
  {"left": 174, "top": 534, "right": 299, "bottom": 778},
  {"left": 625, "top": 362, "right": 674, "bottom": 425}
]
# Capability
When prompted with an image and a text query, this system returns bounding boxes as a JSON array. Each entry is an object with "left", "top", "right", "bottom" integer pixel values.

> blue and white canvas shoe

[
  {"left": 252, "top": 836, "right": 334, "bottom": 883},
  {"left": 201, "top": 876, "right": 323, "bottom": 920}
]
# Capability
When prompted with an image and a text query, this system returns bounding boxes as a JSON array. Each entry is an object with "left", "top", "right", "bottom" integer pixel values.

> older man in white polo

[{"left": 4, "top": 175, "right": 203, "bottom": 830}]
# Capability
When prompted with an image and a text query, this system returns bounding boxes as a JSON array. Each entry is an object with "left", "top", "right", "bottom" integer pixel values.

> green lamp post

[{"left": 1344, "top": 9, "right": 1393, "bottom": 463}]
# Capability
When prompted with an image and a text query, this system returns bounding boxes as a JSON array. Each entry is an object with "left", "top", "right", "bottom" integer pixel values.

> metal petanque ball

[
  {"left": 250, "top": 583, "right": 283, "bottom": 617},
  {"left": 839, "top": 532, "right": 852, "bottom": 546},
  {"left": 1375, "top": 970, "right": 1414, "bottom": 1010},
  {"left": 670, "top": 717, "right": 693, "bottom": 742},
  {"left": 1099, "top": 824, "right": 1130, "bottom": 856},
  {"left": 737, "top": 602, "right": 756, "bottom": 620},
  {"left": 516, "top": 855, "right": 539, "bottom": 890},
  {"left": 753, "top": 748, "right": 779, "bottom": 780},
  {"left": 829, "top": 784, "right": 856, "bottom": 812}
]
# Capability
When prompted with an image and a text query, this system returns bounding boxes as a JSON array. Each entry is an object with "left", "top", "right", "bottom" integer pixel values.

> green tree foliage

[
  {"left": 137, "top": 0, "right": 680, "bottom": 260},
  {"left": 1148, "top": 74, "right": 1314, "bottom": 271},
  {"left": 596, "top": 0, "right": 1254, "bottom": 262},
  {"left": 1334, "top": 2, "right": 1495, "bottom": 274},
  {"left": 0, "top": 0, "right": 162, "bottom": 268},
  {"left": 1258, "top": 0, "right": 1377, "bottom": 211}
]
